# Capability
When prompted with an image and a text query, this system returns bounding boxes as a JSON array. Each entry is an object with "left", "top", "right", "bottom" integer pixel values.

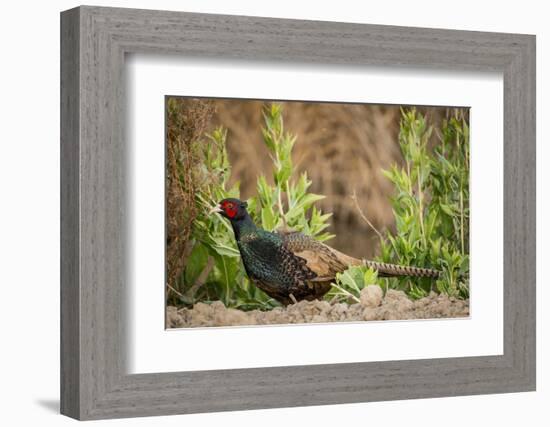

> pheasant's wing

[
  {"left": 276, "top": 230, "right": 362, "bottom": 280},
  {"left": 274, "top": 230, "right": 442, "bottom": 281},
  {"left": 239, "top": 232, "right": 317, "bottom": 289}
]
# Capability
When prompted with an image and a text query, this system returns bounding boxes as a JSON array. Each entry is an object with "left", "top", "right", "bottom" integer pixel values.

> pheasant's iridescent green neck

[{"left": 229, "top": 211, "right": 258, "bottom": 241}]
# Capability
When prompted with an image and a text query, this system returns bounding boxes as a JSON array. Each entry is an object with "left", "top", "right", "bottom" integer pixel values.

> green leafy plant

[
  {"left": 247, "top": 104, "right": 334, "bottom": 241},
  {"left": 329, "top": 108, "right": 469, "bottom": 302},
  {"left": 325, "top": 266, "right": 379, "bottom": 303},
  {"left": 378, "top": 108, "right": 470, "bottom": 299}
]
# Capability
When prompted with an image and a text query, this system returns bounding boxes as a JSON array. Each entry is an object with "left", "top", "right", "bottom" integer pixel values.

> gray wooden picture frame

[{"left": 60, "top": 5, "right": 536, "bottom": 420}]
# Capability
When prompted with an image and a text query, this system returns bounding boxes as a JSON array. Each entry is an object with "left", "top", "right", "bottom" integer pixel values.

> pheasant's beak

[{"left": 208, "top": 204, "right": 223, "bottom": 215}]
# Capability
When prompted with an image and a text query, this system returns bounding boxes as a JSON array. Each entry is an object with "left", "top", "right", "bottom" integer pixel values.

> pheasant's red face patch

[{"left": 221, "top": 201, "right": 237, "bottom": 218}]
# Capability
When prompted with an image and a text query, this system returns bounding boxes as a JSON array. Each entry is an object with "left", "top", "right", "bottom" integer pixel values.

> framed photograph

[
  {"left": 61, "top": 5, "right": 535, "bottom": 420},
  {"left": 164, "top": 97, "right": 471, "bottom": 329}
]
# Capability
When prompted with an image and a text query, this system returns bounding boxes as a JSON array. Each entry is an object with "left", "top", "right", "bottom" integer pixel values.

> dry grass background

[
  {"left": 166, "top": 99, "right": 215, "bottom": 288},
  {"left": 207, "top": 99, "right": 448, "bottom": 258}
]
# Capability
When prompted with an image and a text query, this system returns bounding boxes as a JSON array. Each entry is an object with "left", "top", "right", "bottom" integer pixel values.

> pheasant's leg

[{"left": 289, "top": 293, "right": 298, "bottom": 305}]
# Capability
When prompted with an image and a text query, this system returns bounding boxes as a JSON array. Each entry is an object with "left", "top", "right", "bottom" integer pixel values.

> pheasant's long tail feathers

[{"left": 364, "top": 260, "right": 441, "bottom": 279}]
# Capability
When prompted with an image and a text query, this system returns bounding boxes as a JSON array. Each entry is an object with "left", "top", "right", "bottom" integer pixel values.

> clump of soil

[{"left": 166, "top": 286, "right": 469, "bottom": 328}]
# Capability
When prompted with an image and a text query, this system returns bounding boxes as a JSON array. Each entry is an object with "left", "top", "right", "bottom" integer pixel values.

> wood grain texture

[
  {"left": 60, "top": 5, "right": 536, "bottom": 420},
  {"left": 60, "top": 7, "right": 80, "bottom": 419}
]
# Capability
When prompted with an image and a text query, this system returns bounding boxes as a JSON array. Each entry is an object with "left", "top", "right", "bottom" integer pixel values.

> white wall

[{"left": 0, "top": 0, "right": 546, "bottom": 425}]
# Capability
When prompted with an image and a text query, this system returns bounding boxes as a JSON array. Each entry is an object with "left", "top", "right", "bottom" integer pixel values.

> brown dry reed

[{"left": 166, "top": 98, "right": 214, "bottom": 292}]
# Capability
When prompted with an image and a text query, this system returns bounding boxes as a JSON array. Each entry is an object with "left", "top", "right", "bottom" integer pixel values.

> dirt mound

[{"left": 166, "top": 286, "right": 469, "bottom": 328}]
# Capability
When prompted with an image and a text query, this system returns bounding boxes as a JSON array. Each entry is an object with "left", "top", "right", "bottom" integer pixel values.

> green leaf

[
  {"left": 275, "top": 159, "right": 292, "bottom": 185},
  {"left": 261, "top": 205, "right": 277, "bottom": 230},
  {"left": 440, "top": 204, "right": 454, "bottom": 216},
  {"left": 183, "top": 243, "right": 209, "bottom": 287},
  {"left": 208, "top": 241, "right": 241, "bottom": 258}
]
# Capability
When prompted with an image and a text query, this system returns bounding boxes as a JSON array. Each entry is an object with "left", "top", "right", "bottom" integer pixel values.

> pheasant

[{"left": 211, "top": 198, "right": 441, "bottom": 306}]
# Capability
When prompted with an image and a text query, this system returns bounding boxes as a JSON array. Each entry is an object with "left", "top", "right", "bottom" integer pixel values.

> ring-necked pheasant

[{"left": 211, "top": 198, "right": 441, "bottom": 305}]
